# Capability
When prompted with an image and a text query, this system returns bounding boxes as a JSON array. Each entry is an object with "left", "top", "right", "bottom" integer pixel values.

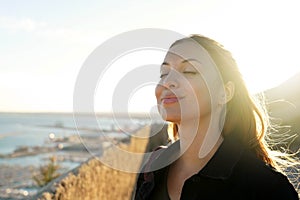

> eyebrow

[
  {"left": 182, "top": 58, "right": 202, "bottom": 64},
  {"left": 161, "top": 58, "right": 202, "bottom": 66}
]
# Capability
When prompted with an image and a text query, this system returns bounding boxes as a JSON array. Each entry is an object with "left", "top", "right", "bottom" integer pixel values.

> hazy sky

[{"left": 1, "top": 0, "right": 299, "bottom": 113}]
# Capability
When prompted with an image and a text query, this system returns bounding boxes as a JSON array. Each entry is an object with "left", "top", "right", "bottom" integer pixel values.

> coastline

[{"left": 0, "top": 119, "right": 140, "bottom": 199}]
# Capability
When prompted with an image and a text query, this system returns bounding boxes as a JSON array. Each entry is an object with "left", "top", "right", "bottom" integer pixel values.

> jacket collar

[
  {"left": 198, "top": 135, "right": 245, "bottom": 179},
  {"left": 151, "top": 135, "right": 245, "bottom": 180}
]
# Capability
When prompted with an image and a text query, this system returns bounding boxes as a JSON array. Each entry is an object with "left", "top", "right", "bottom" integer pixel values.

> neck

[{"left": 176, "top": 113, "right": 223, "bottom": 170}]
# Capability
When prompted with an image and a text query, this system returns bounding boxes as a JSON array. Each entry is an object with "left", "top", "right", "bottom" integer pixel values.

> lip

[{"left": 161, "top": 95, "right": 182, "bottom": 104}]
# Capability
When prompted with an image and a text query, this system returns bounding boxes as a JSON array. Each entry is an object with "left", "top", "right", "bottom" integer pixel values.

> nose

[
  {"left": 162, "top": 71, "right": 178, "bottom": 89},
  {"left": 156, "top": 70, "right": 179, "bottom": 100}
]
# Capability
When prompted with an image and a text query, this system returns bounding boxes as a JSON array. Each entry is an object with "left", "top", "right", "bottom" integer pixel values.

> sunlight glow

[{"left": 0, "top": 0, "right": 299, "bottom": 112}]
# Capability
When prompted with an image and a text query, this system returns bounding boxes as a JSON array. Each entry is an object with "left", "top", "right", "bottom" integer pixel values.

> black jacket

[{"left": 134, "top": 136, "right": 299, "bottom": 200}]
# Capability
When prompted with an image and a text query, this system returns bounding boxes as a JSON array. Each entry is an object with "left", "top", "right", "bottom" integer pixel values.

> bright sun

[{"left": 225, "top": 39, "right": 300, "bottom": 94}]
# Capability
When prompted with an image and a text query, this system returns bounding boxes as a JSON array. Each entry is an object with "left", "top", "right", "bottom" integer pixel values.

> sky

[{"left": 0, "top": 0, "right": 300, "bottom": 113}]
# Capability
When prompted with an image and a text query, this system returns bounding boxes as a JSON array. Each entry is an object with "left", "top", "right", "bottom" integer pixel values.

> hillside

[{"left": 264, "top": 72, "right": 300, "bottom": 152}]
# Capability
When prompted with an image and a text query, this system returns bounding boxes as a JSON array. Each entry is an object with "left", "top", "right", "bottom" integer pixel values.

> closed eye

[
  {"left": 160, "top": 73, "right": 168, "bottom": 78},
  {"left": 183, "top": 71, "right": 197, "bottom": 75}
]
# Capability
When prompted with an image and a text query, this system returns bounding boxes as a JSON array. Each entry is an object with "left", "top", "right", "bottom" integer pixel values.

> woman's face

[{"left": 155, "top": 40, "right": 223, "bottom": 124}]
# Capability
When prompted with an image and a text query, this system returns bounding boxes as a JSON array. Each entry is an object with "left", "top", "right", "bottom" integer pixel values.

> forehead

[
  {"left": 163, "top": 39, "right": 223, "bottom": 84},
  {"left": 165, "top": 40, "right": 212, "bottom": 63}
]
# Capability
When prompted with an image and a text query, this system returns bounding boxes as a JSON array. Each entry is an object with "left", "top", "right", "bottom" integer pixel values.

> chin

[
  {"left": 163, "top": 115, "right": 181, "bottom": 123},
  {"left": 157, "top": 105, "right": 182, "bottom": 122}
]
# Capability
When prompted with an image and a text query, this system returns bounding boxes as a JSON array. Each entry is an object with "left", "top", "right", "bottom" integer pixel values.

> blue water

[{"left": 0, "top": 112, "right": 151, "bottom": 167}]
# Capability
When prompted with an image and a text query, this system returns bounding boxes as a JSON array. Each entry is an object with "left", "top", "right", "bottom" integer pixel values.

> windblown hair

[{"left": 169, "top": 35, "right": 299, "bottom": 172}]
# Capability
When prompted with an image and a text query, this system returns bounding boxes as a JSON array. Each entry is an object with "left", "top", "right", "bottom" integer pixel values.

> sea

[
  {"left": 0, "top": 112, "right": 153, "bottom": 168},
  {"left": 0, "top": 112, "right": 160, "bottom": 199}
]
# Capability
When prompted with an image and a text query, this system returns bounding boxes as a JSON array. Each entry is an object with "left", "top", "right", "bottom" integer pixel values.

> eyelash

[
  {"left": 183, "top": 71, "right": 197, "bottom": 75},
  {"left": 160, "top": 74, "right": 168, "bottom": 78},
  {"left": 159, "top": 71, "right": 197, "bottom": 79}
]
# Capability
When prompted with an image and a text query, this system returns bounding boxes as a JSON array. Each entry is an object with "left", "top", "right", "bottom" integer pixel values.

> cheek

[
  {"left": 189, "top": 80, "right": 211, "bottom": 108},
  {"left": 155, "top": 85, "right": 163, "bottom": 103},
  {"left": 197, "top": 87, "right": 212, "bottom": 111}
]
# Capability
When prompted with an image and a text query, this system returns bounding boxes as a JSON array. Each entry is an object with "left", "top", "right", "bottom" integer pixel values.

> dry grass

[{"left": 37, "top": 125, "right": 150, "bottom": 200}]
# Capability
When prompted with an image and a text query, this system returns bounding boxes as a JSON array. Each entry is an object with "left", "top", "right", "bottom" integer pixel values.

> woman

[{"left": 134, "top": 35, "right": 299, "bottom": 200}]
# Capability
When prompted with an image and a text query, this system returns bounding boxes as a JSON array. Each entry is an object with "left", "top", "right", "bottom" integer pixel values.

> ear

[{"left": 220, "top": 81, "right": 235, "bottom": 104}]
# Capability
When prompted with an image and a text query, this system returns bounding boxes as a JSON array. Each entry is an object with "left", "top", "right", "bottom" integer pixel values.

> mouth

[{"left": 161, "top": 96, "right": 181, "bottom": 104}]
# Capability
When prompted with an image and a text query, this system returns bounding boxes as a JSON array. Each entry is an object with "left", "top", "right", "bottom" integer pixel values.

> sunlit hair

[{"left": 169, "top": 35, "right": 299, "bottom": 171}]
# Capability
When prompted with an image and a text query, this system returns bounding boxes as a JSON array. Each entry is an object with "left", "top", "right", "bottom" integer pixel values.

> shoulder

[
  {"left": 134, "top": 146, "right": 170, "bottom": 200},
  {"left": 231, "top": 150, "right": 298, "bottom": 199},
  {"left": 235, "top": 150, "right": 286, "bottom": 182}
]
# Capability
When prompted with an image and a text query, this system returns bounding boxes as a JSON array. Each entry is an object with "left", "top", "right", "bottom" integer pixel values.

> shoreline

[{"left": 0, "top": 129, "right": 132, "bottom": 199}]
